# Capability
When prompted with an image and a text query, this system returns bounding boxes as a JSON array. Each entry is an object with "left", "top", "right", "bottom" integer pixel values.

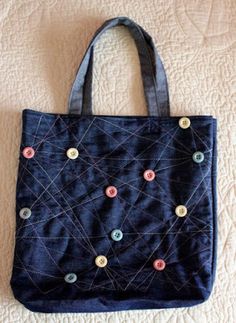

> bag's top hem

[{"left": 22, "top": 108, "right": 216, "bottom": 120}]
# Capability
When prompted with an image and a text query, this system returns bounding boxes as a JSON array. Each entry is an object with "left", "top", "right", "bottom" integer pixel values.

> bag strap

[{"left": 68, "top": 16, "right": 170, "bottom": 116}]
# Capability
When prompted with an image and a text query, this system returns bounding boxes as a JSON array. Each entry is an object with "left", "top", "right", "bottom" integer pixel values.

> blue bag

[{"left": 10, "top": 17, "right": 217, "bottom": 313}]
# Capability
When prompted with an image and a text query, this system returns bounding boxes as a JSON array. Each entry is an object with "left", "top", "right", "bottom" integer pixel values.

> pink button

[
  {"left": 105, "top": 186, "right": 117, "bottom": 198},
  {"left": 143, "top": 169, "right": 155, "bottom": 181},
  {"left": 153, "top": 259, "right": 166, "bottom": 271},
  {"left": 22, "top": 147, "right": 35, "bottom": 159}
]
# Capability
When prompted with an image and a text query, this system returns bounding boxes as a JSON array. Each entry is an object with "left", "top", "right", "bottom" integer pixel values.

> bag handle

[{"left": 68, "top": 16, "right": 170, "bottom": 116}]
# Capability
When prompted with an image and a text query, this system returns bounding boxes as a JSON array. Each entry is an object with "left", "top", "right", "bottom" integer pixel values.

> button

[
  {"left": 175, "top": 205, "right": 187, "bottom": 217},
  {"left": 66, "top": 148, "right": 79, "bottom": 159},
  {"left": 153, "top": 259, "right": 166, "bottom": 271},
  {"left": 105, "top": 186, "right": 117, "bottom": 198},
  {"left": 95, "top": 255, "right": 108, "bottom": 268},
  {"left": 111, "top": 229, "right": 123, "bottom": 241},
  {"left": 22, "top": 147, "right": 35, "bottom": 159},
  {"left": 143, "top": 169, "right": 155, "bottom": 181},
  {"left": 192, "top": 151, "right": 204, "bottom": 163},
  {"left": 64, "top": 273, "right": 77, "bottom": 283},
  {"left": 19, "top": 207, "right": 32, "bottom": 219},
  {"left": 179, "top": 117, "right": 191, "bottom": 129}
]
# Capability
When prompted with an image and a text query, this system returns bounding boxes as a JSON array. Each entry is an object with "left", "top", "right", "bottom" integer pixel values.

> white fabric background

[{"left": 0, "top": 0, "right": 235, "bottom": 322}]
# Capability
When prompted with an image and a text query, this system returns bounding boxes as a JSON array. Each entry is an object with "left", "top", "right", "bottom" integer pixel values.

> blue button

[
  {"left": 111, "top": 229, "right": 123, "bottom": 241},
  {"left": 192, "top": 151, "right": 204, "bottom": 163},
  {"left": 64, "top": 273, "right": 77, "bottom": 283}
]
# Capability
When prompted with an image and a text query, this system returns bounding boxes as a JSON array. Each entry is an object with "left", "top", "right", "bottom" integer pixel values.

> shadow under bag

[{"left": 10, "top": 16, "right": 217, "bottom": 313}]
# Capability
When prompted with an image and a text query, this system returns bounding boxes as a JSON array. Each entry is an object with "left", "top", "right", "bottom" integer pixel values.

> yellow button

[
  {"left": 175, "top": 205, "right": 187, "bottom": 217},
  {"left": 66, "top": 148, "right": 79, "bottom": 159},
  {"left": 95, "top": 255, "right": 108, "bottom": 268},
  {"left": 179, "top": 117, "right": 191, "bottom": 129}
]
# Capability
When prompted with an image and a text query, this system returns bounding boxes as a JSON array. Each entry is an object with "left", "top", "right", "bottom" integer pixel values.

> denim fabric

[
  {"left": 10, "top": 16, "right": 217, "bottom": 313},
  {"left": 10, "top": 110, "right": 217, "bottom": 313}
]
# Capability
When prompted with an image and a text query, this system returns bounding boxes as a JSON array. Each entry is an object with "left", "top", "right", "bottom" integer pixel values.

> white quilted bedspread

[{"left": 0, "top": 0, "right": 235, "bottom": 322}]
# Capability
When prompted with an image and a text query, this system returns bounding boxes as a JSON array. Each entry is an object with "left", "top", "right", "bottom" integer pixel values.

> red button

[
  {"left": 22, "top": 147, "right": 35, "bottom": 159},
  {"left": 143, "top": 169, "right": 155, "bottom": 181},
  {"left": 105, "top": 186, "right": 117, "bottom": 198},
  {"left": 153, "top": 259, "right": 166, "bottom": 271}
]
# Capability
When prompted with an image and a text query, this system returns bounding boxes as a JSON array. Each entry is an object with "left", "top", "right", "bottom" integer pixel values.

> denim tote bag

[{"left": 10, "top": 16, "right": 217, "bottom": 313}]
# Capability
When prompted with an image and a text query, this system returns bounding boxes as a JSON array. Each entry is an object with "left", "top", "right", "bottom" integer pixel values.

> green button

[
  {"left": 192, "top": 151, "right": 204, "bottom": 163},
  {"left": 19, "top": 207, "right": 32, "bottom": 219},
  {"left": 64, "top": 273, "right": 77, "bottom": 283},
  {"left": 111, "top": 229, "right": 123, "bottom": 241}
]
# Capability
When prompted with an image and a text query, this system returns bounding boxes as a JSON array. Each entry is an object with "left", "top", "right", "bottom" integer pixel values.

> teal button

[
  {"left": 192, "top": 151, "right": 204, "bottom": 163},
  {"left": 64, "top": 273, "right": 77, "bottom": 283},
  {"left": 111, "top": 229, "right": 123, "bottom": 241}
]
